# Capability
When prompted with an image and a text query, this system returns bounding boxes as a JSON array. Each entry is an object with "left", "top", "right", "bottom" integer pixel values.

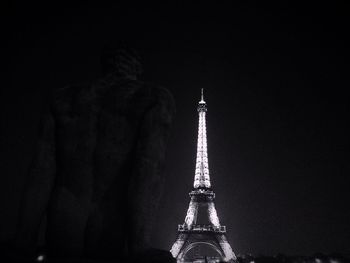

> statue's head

[{"left": 101, "top": 42, "right": 143, "bottom": 80}]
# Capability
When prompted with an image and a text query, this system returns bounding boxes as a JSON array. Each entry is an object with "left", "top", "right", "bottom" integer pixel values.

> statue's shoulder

[
  {"left": 51, "top": 83, "right": 93, "bottom": 113},
  {"left": 136, "top": 82, "right": 176, "bottom": 112},
  {"left": 134, "top": 83, "right": 176, "bottom": 124}
]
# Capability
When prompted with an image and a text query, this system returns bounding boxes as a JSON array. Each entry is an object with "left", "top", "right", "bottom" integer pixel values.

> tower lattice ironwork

[{"left": 170, "top": 89, "right": 236, "bottom": 262}]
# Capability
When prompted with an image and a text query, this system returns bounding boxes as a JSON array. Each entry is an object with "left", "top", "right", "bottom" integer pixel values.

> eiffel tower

[{"left": 170, "top": 90, "right": 236, "bottom": 262}]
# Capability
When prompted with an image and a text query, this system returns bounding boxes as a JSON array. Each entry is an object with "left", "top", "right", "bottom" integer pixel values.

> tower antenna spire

[{"left": 200, "top": 88, "right": 206, "bottom": 104}]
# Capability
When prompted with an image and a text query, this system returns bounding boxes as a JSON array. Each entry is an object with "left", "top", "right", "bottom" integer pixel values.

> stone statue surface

[{"left": 14, "top": 47, "right": 176, "bottom": 262}]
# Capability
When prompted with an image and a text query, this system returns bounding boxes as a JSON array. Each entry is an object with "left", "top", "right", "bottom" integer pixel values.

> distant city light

[{"left": 36, "top": 254, "right": 45, "bottom": 262}]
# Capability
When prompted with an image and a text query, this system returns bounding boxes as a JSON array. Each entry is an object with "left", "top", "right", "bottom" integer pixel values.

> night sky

[{"left": 2, "top": 2, "right": 349, "bottom": 257}]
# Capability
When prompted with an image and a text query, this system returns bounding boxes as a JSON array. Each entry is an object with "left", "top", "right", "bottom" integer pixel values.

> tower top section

[
  {"left": 194, "top": 89, "right": 211, "bottom": 188},
  {"left": 198, "top": 88, "right": 207, "bottom": 112}
]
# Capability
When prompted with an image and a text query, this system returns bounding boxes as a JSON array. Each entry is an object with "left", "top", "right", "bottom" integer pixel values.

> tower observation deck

[{"left": 170, "top": 89, "right": 236, "bottom": 262}]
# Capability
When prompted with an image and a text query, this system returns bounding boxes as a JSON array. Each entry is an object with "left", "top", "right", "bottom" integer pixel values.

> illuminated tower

[{"left": 170, "top": 89, "right": 236, "bottom": 262}]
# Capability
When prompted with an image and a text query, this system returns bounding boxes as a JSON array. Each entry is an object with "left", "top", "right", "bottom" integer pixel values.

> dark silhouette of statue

[{"left": 13, "top": 45, "right": 176, "bottom": 262}]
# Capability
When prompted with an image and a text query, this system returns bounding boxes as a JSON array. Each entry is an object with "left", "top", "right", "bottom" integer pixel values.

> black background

[{"left": 2, "top": 1, "right": 349, "bottom": 256}]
